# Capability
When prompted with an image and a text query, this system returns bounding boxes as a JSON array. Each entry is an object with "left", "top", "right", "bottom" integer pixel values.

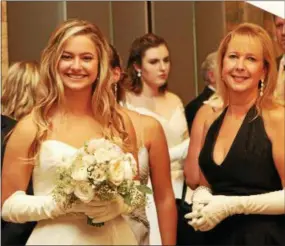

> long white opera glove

[
  {"left": 169, "top": 138, "right": 190, "bottom": 162},
  {"left": 2, "top": 191, "right": 65, "bottom": 223},
  {"left": 85, "top": 196, "right": 133, "bottom": 224},
  {"left": 187, "top": 189, "right": 285, "bottom": 232},
  {"left": 1, "top": 190, "right": 113, "bottom": 223}
]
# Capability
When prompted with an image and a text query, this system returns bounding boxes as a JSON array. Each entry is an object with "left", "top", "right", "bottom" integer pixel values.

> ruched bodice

[{"left": 26, "top": 140, "right": 138, "bottom": 245}]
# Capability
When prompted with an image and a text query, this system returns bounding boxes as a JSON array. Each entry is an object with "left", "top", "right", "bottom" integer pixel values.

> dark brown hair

[{"left": 124, "top": 33, "right": 169, "bottom": 94}]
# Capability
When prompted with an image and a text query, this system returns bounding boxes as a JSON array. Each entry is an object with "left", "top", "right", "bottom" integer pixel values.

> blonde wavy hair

[
  {"left": 30, "top": 19, "right": 130, "bottom": 157},
  {"left": 1, "top": 61, "right": 40, "bottom": 120},
  {"left": 209, "top": 23, "right": 283, "bottom": 114}
]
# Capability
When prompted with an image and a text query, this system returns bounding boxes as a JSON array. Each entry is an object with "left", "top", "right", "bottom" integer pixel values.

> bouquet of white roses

[{"left": 52, "top": 138, "right": 152, "bottom": 226}]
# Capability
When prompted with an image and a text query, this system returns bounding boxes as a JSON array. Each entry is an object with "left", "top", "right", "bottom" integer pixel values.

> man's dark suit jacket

[
  {"left": 185, "top": 86, "right": 214, "bottom": 133},
  {"left": 1, "top": 115, "right": 36, "bottom": 245}
]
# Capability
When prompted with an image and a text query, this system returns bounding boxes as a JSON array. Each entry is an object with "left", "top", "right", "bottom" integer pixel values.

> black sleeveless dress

[{"left": 198, "top": 106, "right": 285, "bottom": 245}]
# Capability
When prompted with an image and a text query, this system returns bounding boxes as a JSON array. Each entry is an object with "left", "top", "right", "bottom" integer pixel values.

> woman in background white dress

[
  {"left": 1, "top": 19, "right": 139, "bottom": 245},
  {"left": 119, "top": 33, "right": 190, "bottom": 244},
  {"left": 109, "top": 44, "right": 177, "bottom": 245}
]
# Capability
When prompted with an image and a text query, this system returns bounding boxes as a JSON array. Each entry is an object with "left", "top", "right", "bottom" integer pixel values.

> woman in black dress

[{"left": 184, "top": 23, "right": 284, "bottom": 245}]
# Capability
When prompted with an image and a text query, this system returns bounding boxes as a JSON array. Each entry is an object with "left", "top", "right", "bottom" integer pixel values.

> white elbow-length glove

[
  {"left": 169, "top": 138, "right": 190, "bottom": 163},
  {"left": 186, "top": 189, "right": 285, "bottom": 232},
  {"left": 2, "top": 191, "right": 65, "bottom": 223},
  {"left": 1, "top": 190, "right": 114, "bottom": 223}
]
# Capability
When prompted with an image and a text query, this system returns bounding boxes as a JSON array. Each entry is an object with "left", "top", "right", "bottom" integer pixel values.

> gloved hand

[
  {"left": 1, "top": 190, "right": 113, "bottom": 223},
  {"left": 169, "top": 138, "right": 190, "bottom": 162},
  {"left": 184, "top": 186, "right": 212, "bottom": 230},
  {"left": 186, "top": 189, "right": 285, "bottom": 232},
  {"left": 85, "top": 196, "right": 132, "bottom": 223}
]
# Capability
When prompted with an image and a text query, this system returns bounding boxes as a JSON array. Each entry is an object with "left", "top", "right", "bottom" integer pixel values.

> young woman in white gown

[
  {"left": 1, "top": 19, "right": 140, "bottom": 245},
  {"left": 109, "top": 45, "right": 177, "bottom": 245},
  {"left": 118, "top": 33, "right": 190, "bottom": 244}
]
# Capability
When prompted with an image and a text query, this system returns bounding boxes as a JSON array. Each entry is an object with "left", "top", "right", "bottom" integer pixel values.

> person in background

[
  {"left": 1, "top": 19, "right": 141, "bottom": 245},
  {"left": 1, "top": 61, "right": 40, "bottom": 245},
  {"left": 109, "top": 44, "right": 177, "bottom": 245},
  {"left": 184, "top": 22, "right": 284, "bottom": 245},
  {"left": 273, "top": 15, "right": 285, "bottom": 100},
  {"left": 1, "top": 61, "right": 40, "bottom": 120},
  {"left": 119, "top": 33, "right": 189, "bottom": 244},
  {"left": 185, "top": 51, "right": 217, "bottom": 132}
]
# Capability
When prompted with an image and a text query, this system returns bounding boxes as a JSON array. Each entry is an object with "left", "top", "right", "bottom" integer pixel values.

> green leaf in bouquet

[
  {"left": 123, "top": 193, "right": 132, "bottom": 206},
  {"left": 136, "top": 185, "right": 153, "bottom": 194}
]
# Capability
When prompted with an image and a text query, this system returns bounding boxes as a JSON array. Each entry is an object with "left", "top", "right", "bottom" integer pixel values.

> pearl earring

[{"left": 137, "top": 70, "right": 142, "bottom": 78}]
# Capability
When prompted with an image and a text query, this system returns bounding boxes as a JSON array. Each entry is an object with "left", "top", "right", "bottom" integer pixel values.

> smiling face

[
  {"left": 58, "top": 35, "right": 99, "bottom": 91},
  {"left": 136, "top": 44, "right": 170, "bottom": 90},
  {"left": 222, "top": 34, "right": 266, "bottom": 97}
]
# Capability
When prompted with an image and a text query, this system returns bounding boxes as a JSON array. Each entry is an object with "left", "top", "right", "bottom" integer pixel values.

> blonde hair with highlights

[
  {"left": 1, "top": 61, "right": 40, "bottom": 120},
  {"left": 30, "top": 19, "right": 129, "bottom": 157},
  {"left": 214, "top": 22, "right": 281, "bottom": 114}
]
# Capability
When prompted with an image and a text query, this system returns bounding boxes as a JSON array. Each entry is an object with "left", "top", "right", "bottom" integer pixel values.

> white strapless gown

[
  {"left": 122, "top": 102, "right": 190, "bottom": 245},
  {"left": 26, "top": 140, "right": 138, "bottom": 245}
]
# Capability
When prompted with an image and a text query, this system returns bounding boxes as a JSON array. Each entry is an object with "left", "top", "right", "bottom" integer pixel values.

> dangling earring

[
  {"left": 137, "top": 70, "right": 142, "bottom": 78},
  {"left": 259, "top": 79, "right": 264, "bottom": 96}
]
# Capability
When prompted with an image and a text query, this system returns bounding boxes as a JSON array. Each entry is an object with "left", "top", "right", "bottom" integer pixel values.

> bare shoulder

[
  {"left": 196, "top": 104, "right": 221, "bottom": 129},
  {"left": 263, "top": 105, "right": 285, "bottom": 136},
  {"left": 265, "top": 105, "right": 285, "bottom": 124},
  {"left": 120, "top": 106, "right": 159, "bottom": 131},
  {"left": 118, "top": 107, "right": 133, "bottom": 127},
  {"left": 165, "top": 91, "right": 184, "bottom": 107}
]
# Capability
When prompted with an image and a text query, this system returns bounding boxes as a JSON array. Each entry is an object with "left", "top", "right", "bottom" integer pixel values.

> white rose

[
  {"left": 82, "top": 155, "right": 96, "bottom": 165},
  {"left": 122, "top": 160, "right": 134, "bottom": 180},
  {"left": 94, "top": 148, "right": 113, "bottom": 163},
  {"left": 108, "top": 159, "right": 125, "bottom": 186},
  {"left": 71, "top": 159, "right": 89, "bottom": 181},
  {"left": 74, "top": 181, "right": 95, "bottom": 203}
]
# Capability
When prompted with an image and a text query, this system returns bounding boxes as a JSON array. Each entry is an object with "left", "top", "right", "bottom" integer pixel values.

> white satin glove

[
  {"left": 85, "top": 196, "right": 132, "bottom": 223},
  {"left": 186, "top": 189, "right": 285, "bottom": 232},
  {"left": 2, "top": 191, "right": 65, "bottom": 223},
  {"left": 169, "top": 138, "right": 190, "bottom": 162},
  {"left": 1, "top": 190, "right": 113, "bottom": 223},
  {"left": 184, "top": 186, "right": 212, "bottom": 230}
]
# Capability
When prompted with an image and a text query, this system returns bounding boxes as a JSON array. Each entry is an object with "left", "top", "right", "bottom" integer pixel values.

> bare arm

[
  {"left": 264, "top": 106, "right": 285, "bottom": 187},
  {"left": 1, "top": 114, "right": 37, "bottom": 205},
  {"left": 184, "top": 105, "right": 213, "bottom": 189},
  {"left": 147, "top": 118, "right": 177, "bottom": 245}
]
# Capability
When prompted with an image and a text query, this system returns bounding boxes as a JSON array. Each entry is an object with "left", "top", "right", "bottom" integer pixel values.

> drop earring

[{"left": 137, "top": 70, "right": 141, "bottom": 78}]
